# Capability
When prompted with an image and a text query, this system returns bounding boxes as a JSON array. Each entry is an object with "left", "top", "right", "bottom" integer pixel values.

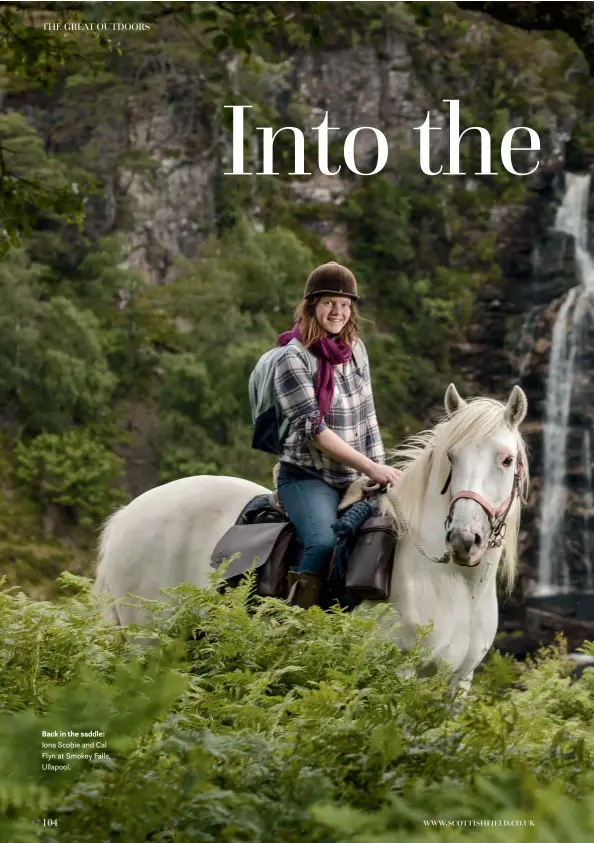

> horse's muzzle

[
  {"left": 446, "top": 527, "right": 484, "bottom": 566},
  {"left": 452, "top": 556, "right": 481, "bottom": 568}
]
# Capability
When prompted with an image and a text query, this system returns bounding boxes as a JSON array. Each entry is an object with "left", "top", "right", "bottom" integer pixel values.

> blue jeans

[{"left": 277, "top": 463, "right": 342, "bottom": 576}]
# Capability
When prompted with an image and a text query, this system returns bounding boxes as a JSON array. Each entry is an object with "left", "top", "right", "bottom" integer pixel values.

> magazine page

[{"left": 1, "top": 1, "right": 593, "bottom": 840}]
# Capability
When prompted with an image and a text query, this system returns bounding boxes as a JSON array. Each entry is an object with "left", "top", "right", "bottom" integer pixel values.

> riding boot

[{"left": 286, "top": 570, "right": 324, "bottom": 609}]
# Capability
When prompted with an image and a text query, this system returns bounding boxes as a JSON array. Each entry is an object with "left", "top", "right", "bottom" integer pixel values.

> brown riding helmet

[{"left": 303, "top": 261, "right": 359, "bottom": 301}]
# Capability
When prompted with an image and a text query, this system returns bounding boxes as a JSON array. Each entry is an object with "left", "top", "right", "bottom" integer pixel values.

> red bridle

[{"left": 441, "top": 458, "right": 524, "bottom": 549}]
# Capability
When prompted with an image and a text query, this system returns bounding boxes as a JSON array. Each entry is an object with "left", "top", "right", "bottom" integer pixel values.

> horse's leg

[
  {"left": 454, "top": 670, "right": 474, "bottom": 697},
  {"left": 446, "top": 669, "right": 474, "bottom": 715}
]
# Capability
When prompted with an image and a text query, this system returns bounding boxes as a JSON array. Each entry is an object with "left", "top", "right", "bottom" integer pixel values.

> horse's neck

[{"left": 417, "top": 460, "right": 450, "bottom": 558}]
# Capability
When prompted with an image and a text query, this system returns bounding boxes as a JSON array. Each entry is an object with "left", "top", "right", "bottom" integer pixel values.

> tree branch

[{"left": 457, "top": 1, "right": 594, "bottom": 75}]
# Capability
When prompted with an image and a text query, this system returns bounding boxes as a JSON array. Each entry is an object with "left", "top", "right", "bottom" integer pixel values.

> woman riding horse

[{"left": 274, "top": 261, "right": 400, "bottom": 610}]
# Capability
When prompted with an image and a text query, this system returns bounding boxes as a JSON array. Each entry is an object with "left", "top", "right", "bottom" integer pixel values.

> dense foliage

[
  {"left": 1, "top": 5, "right": 593, "bottom": 840},
  {"left": 0, "top": 575, "right": 593, "bottom": 841},
  {"left": 0, "top": 1, "right": 591, "bottom": 596}
]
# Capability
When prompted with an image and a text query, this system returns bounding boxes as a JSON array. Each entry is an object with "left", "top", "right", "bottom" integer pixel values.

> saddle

[
  {"left": 210, "top": 493, "right": 298, "bottom": 598},
  {"left": 210, "top": 473, "right": 397, "bottom": 604}
]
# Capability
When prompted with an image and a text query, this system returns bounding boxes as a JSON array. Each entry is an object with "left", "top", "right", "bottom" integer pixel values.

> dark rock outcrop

[{"left": 451, "top": 169, "right": 594, "bottom": 655}]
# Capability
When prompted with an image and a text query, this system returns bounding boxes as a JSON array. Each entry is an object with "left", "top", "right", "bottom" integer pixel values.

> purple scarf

[{"left": 278, "top": 325, "right": 352, "bottom": 417}]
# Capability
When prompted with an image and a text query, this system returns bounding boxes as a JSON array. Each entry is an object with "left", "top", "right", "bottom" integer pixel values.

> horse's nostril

[
  {"left": 474, "top": 533, "right": 482, "bottom": 546},
  {"left": 446, "top": 530, "right": 452, "bottom": 543}
]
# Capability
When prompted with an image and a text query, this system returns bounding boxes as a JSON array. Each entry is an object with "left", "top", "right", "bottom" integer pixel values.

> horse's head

[{"left": 441, "top": 383, "right": 528, "bottom": 570}]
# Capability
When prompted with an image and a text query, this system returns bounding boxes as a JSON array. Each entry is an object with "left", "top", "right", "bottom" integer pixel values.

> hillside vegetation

[
  {"left": 2, "top": 5, "right": 594, "bottom": 840},
  {"left": 1, "top": 575, "right": 593, "bottom": 841},
  {"left": 0, "top": 1, "right": 592, "bottom": 595}
]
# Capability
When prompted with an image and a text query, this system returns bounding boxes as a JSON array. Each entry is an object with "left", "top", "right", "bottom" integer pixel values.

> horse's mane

[{"left": 380, "top": 397, "right": 530, "bottom": 592}]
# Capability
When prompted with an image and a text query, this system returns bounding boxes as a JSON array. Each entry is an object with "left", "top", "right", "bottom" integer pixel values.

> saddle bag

[
  {"left": 345, "top": 516, "right": 397, "bottom": 600},
  {"left": 210, "top": 521, "right": 295, "bottom": 599}
]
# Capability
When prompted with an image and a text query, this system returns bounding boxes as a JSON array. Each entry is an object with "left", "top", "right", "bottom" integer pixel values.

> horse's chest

[
  {"left": 396, "top": 571, "right": 497, "bottom": 673},
  {"left": 442, "top": 593, "right": 497, "bottom": 674}
]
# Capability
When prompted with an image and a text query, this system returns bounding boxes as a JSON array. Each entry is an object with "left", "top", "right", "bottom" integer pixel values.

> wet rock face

[
  {"left": 520, "top": 309, "right": 594, "bottom": 590},
  {"left": 452, "top": 170, "right": 594, "bottom": 647},
  {"left": 520, "top": 186, "right": 594, "bottom": 598}
]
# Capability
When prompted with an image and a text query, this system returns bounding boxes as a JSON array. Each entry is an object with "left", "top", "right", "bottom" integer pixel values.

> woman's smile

[{"left": 315, "top": 296, "right": 352, "bottom": 335}]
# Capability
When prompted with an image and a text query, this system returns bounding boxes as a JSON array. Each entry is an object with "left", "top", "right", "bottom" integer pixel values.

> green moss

[{"left": 566, "top": 117, "right": 594, "bottom": 170}]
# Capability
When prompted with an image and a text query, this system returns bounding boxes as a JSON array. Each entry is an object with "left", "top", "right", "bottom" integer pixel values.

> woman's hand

[{"left": 365, "top": 463, "right": 402, "bottom": 487}]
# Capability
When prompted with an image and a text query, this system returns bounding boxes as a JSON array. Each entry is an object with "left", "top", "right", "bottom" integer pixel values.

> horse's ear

[
  {"left": 444, "top": 383, "right": 467, "bottom": 417},
  {"left": 504, "top": 385, "right": 528, "bottom": 428}
]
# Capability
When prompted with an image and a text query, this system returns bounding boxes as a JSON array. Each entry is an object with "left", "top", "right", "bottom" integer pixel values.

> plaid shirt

[{"left": 273, "top": 339, "right": 385, "bottom": 487}]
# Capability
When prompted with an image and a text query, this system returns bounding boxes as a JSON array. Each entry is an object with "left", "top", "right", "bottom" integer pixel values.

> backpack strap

[
  {"left": 287, "top": 338, "right": 318, "bottom": 377},
  {"left": 351, "top": 339, "right": 366, "bottom": 374}
]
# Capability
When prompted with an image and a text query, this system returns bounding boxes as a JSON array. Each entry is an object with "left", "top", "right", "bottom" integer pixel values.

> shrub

[
  {"left": 0, "top": 575, "right": 592, "bottom": 841},
  {"left": 15, "top": 430, "right": 127, "bottom": 526}
]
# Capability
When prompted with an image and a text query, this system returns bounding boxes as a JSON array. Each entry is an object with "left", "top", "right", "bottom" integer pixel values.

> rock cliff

[
  {"left": 6, "top": 5, "right": 594, "bottom": 647},
  {"left": 109, "top": 26, "right": 594, "bottom": 644}
]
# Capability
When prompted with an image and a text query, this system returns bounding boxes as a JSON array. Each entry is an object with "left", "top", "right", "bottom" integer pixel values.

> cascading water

[
  {"left": 537, "top": 287, "right": 580, "bottom": 592},
  {"left": 582, "top": 428, "right": 593, "bottom": 590},
  {"left": 536, "top": 173, "right": 594, "bottom": 596}
]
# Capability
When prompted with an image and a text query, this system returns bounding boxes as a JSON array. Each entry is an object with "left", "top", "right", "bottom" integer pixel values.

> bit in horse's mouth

[{"left": 451, "top": 556, "right": 482, "bottom": 568}]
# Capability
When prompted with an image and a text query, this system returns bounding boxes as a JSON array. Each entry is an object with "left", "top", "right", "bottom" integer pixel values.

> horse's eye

[{"left": 502, "top": 456, "right": 514, "bottom": 467}]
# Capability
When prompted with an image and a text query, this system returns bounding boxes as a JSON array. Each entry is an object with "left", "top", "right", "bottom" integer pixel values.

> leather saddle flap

[
  {"left": 358, "top": 516, "right": 396, "bottom": 535},
  {"left": 210, "top": 522, "right": 292, "bottom": 580}
]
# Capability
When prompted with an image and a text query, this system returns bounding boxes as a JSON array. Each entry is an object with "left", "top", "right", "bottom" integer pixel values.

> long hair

[{"left": 294, "top": 295, "right": 361, "bottom": 348}]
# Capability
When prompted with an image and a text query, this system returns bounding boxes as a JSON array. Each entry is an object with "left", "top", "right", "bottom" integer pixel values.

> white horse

[{"left": 93, "top": 383, "right": 529, "bottom": 691}]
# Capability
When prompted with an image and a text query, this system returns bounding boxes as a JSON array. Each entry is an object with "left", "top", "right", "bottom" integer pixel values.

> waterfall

[
  {"left": 537, "top": 287, "right": 581, "bottom": 593},
  {"left": 555, "top": 175, "right": 594, "bottom": 292},
  {"left": 536, "top": 173, "right": 594, "bottom": 595},
  {"left": 583, "top": 428, "right": 593, "bottom": 590}
]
